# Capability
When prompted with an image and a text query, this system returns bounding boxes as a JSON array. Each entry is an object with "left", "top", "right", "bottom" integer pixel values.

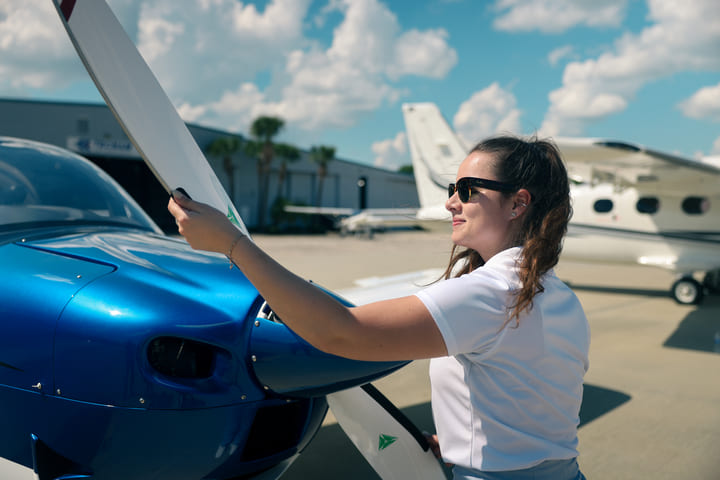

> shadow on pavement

[
  {"left": 564, "top": 282, "right": 669, "bottom": 298},
  {"left": 664, "top": 295, "right": 720, "bottom": 353},
  {"left": 579, "top": 384, "right": 631, "bottom": 428}
]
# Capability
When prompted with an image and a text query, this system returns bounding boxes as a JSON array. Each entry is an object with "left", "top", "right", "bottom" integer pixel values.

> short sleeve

[{"left": 415, "top": 269, "right": 512, "bottom": 356}]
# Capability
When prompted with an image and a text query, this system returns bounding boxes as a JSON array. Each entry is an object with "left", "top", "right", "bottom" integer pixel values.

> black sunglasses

[{"left": 448, "top": 177, "right": 518, "bottom": 202}]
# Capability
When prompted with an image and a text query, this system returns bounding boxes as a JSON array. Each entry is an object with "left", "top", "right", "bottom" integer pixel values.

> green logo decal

[
  {"left": 378, "top": 434, "right": 398, "bottom": 451},
  {"left": 226, "top": 205, "right": 240, "bottom": 226}
]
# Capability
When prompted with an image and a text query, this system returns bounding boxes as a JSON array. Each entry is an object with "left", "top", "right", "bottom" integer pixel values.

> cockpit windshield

[{"left": 0, "top": 137, "right": 161, "bottom": 233}]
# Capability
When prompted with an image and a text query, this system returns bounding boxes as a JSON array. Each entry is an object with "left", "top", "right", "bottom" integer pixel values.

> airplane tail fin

[{"left": 402, "top": 103, "right": 466, "bottom": 218}]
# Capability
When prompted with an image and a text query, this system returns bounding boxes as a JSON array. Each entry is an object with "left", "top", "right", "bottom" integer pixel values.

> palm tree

[
  {"left": 273, "top": 143, "right": 300, "bottom": 200},
  {"left": 397, "top": 164, "right": 414, "bottom": 175},
  {"left": 206, "top": 136, "right": 241, "bottom": 202},
  {"left": 310, "top": 145, "right": 336, "bottom": 207},
  {"left": 249, "top": 116, "right": 284, "bottom": 229}
]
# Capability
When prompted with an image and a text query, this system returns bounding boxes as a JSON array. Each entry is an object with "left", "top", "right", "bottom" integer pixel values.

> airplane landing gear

[
  {"left": 702, "top": 269, "right": 720, "bottom": 294},
  {"left": 671, "top": 276, "right": 704, "bottom": 305}
]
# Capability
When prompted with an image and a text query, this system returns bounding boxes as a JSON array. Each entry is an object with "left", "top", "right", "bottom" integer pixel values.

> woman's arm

[{"left": 168, "top": 191, "right": 447, "bottom": 362}]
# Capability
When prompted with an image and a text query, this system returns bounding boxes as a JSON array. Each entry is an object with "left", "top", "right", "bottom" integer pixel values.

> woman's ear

[{"left": 512, "top": 189, "right": 532, "bottom": 217}]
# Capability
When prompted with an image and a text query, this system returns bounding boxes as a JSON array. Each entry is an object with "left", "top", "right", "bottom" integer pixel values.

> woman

[{"left": 168, "top": 135, "right": 589, "bottom": 480}]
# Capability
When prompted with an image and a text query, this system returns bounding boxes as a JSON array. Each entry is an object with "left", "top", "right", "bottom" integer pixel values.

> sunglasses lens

[
  {"left": 448, "top": 181, "right": 471, "bottom": 202},
  {"left": 457, "top": 179, "right": 469, "bottom": 202}
]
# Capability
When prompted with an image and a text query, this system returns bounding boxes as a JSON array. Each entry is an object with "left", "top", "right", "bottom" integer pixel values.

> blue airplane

[{"left": 0, "top": 136, "right": 407, "bottom": 479}]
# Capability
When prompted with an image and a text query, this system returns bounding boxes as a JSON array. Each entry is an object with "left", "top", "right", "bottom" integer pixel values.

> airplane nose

[
  {"left": 248, "top": 294, "right": 408, "bottom": 398},
  {"left": 248, "top": 316, "right": 407, "bottom": 397}
]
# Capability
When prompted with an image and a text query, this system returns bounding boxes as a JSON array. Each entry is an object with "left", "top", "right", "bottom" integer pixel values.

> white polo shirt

[{"left": 415, "top": 247, "right": 590, "bottom": 471}]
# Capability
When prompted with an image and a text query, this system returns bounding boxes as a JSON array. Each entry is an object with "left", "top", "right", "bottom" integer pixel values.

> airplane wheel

[{"left": 671, "top": 277, "right": 704, "bottom": 305}]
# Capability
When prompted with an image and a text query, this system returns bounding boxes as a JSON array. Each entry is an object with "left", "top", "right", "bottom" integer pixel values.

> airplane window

[
  {"left": 593, "top": 199, "right": 613, "bottom": 213},
  {"left": 682, "top": 196, "right": 710, "bottom": 215},
  {"left": 636, "top": 197, "right": 660, "bottom": 214}
]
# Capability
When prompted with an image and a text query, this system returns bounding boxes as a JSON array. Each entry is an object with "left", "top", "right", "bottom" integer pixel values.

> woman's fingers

[
  {"left": 423, "top": 432, "right": 442, "bottom": 459},
  {"left": 167, "top": 192, "right": 237, "bottom": 254},
  {"left": 170, "top": 188, "right": 201, "bottom": 212}
]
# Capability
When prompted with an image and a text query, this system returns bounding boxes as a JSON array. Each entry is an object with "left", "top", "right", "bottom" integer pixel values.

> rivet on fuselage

[{"left": 254, "top": 320, "right": 260, "bottom": 327}]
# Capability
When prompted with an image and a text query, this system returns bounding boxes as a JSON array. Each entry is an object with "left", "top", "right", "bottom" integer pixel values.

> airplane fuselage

[{"left": 564, "top": 184, "right": 720, "bottom": 273}]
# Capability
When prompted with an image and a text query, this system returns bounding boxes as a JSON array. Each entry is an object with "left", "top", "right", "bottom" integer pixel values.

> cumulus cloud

[
  {"left": 143, "top": 0, "right": 456, "bottom": 132},
  {"left": 1, "top": 0, "right": 456, "bottom": 138},
  {"left": 540, "top": 0, "right": 720, "bottom": 136},
  {"left": 548, "top": 45, "right": 575, "bottom": 67},
  {"left": 389, "top": 28, "right": 457, "bottom": 80},
  {"left": 493, "top": 0, "right": 628, "bottom": 33},
  {"left": 132, "top": 0, "right": 312, "bottom": 102},
  {"left": 678, "top": 82, "right": 720, "bottom": 122},
  {"left": 253, "top": 0, "right": 456, "bottom": 131},
  {"left": 0, "top": 0, "right": 84, "bottom": 92},
  {"left": 372, "top": 131, "right": 407, "bottom": 170},
  {"left": 452, "top": 83, "right": 522, "bottom": 147}
]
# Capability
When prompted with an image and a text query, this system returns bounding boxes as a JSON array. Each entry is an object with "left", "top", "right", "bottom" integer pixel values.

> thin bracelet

[{"left": 226, "top": 233, "right": 244, "bottom": 267}]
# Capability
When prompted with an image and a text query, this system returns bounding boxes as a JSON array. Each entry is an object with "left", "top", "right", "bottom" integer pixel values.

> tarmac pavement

[{"left": 253, "top": 229, "right": 720, "bottom": 480}]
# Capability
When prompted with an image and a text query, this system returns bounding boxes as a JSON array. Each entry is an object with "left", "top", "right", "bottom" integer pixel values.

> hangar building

[{"left": 0, "top": 98, "right": 419, "bottom": 233}]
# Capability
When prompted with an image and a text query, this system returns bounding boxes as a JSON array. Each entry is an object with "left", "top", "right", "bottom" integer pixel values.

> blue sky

[{"left": 1, "top": 0, "right": 719, "bottom": 170}]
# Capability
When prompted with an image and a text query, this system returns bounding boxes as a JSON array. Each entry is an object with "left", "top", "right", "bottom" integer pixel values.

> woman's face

[{"left": 446, "top": 151, "right": 517, "bottom": 259}]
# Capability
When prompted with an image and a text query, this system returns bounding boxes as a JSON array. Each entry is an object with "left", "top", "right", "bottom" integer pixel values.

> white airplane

[
  {"left": 401, "top": 102, "right": 720, "bottom": 305},
  {"left": 283, "top": 205, "right": 424, "bottom": 237},
  {"left": 282, "top": 105, "right": 458, "bottom": 236}
]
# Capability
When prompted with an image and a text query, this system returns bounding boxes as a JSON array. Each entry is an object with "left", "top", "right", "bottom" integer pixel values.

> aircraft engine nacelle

[{"left": 249, "top": 292, "right": 407, "bottom": 398}]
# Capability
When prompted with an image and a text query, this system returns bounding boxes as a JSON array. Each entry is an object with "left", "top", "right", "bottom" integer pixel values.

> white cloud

[
  {"left": 678, "top": 82, "right": 720, "bottom": 122},
  {"left": 217, "top": 0, "right": 457, "bottom": 132},
  {"left": 0, "top": 0, "right": 85, "bottom": 92},
  {"left": 136, "top": 14, "right": 185, "bottom": 63},
  {"left": 493, "top": 0, "right": 628, "bottom": 33},
  {"left": 128, "top": 0, "right": 455, "bottom": 133},
  {"left": 540, "top": 0, "right": 720, "bottom": 136},
  {"left": 326, "top": 0, "right": 398, "bottom": 73},
  {"left": 177, "top": 82, "right": 266, "bottom": 131},
  {"left": 452, "top": 83, "right": 522, "bottom": 147},
  {"left": 389, "top": 28, "right": 457, "bottom": 80},
  {"left": 548, "top": 45, "right": 575, "bottom": 67},
  {"left": 259, "top": 46, "right": 399, "bottom": 130},
  {"left": 372, "top": 131, "right": 407, "bottom": 169},
  {"left": 712, "top": 136, "right": 720, "bottom": 155},
  {"left": 1, "top": 0, "right": 457, "bottom": 139},
  {"left": 0, "top": 0, "right": 307, "bottom": 100},
  {"left": 175, "top": 102, "right": 207, "bottom": 123},
  {"left": 132, "top": 0, "right": 312, "bottom": 102}
]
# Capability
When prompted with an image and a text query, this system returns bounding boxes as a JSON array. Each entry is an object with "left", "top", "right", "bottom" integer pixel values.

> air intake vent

[{"left": 148, "top": 337, "right": 215, "bottom": 379}]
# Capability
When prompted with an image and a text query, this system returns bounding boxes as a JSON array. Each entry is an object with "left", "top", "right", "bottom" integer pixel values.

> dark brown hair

[{"left": 441, "top": 135, "right": 572, "bottom": 324}]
